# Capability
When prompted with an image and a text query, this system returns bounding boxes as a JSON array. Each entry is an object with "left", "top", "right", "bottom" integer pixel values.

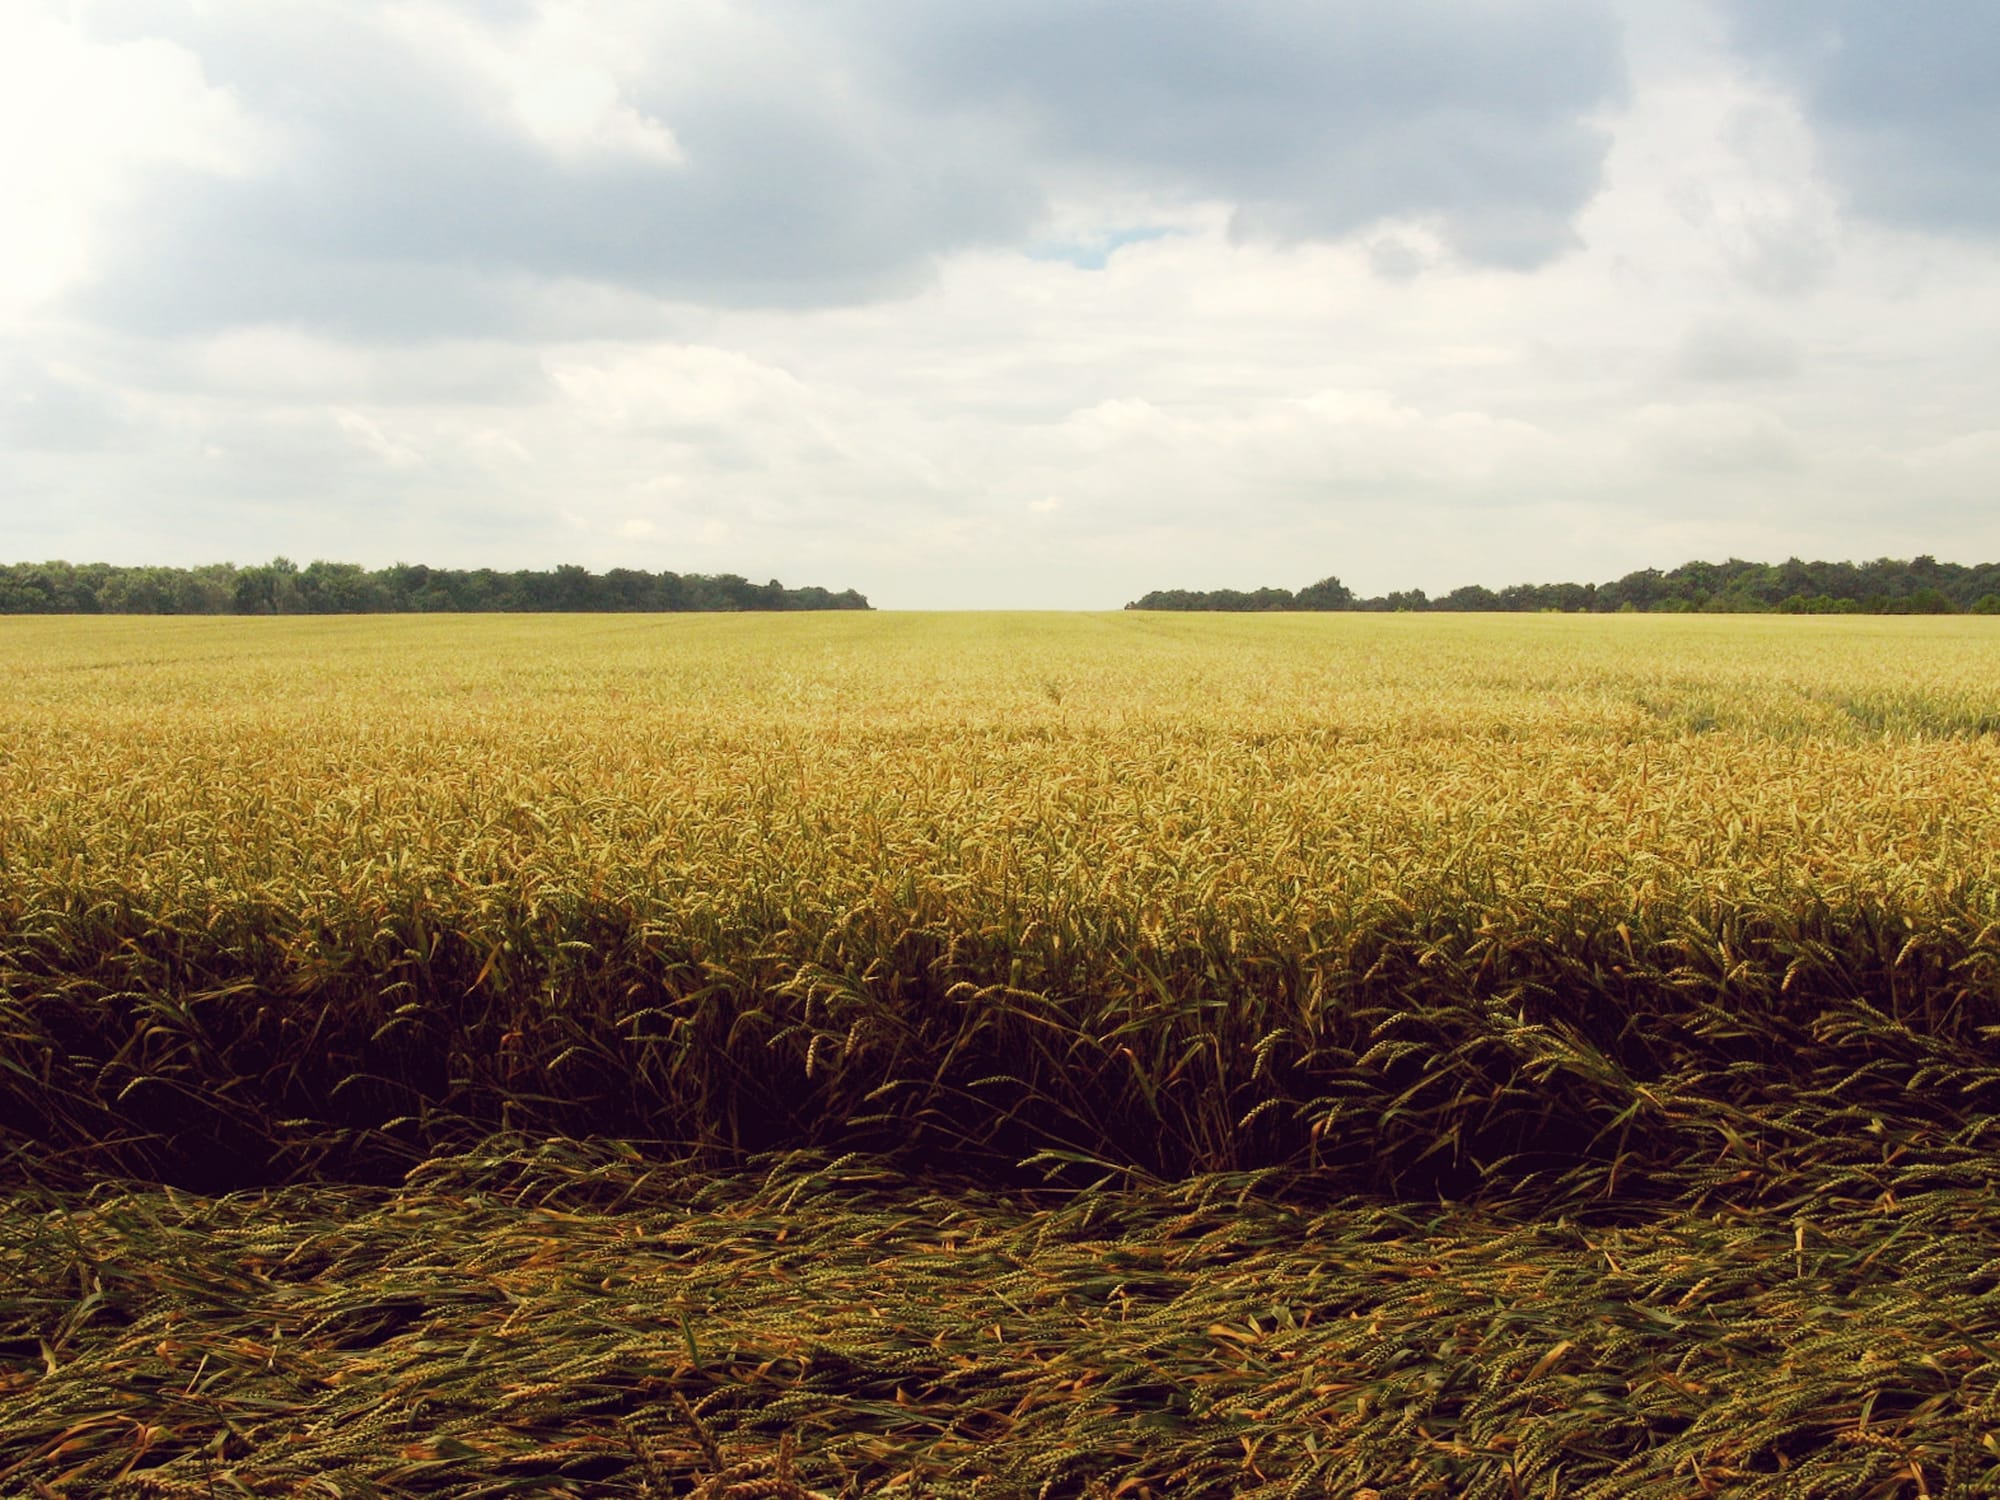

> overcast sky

[{"left": 4, "top": 1, "right": 1999, "bottom": 608}]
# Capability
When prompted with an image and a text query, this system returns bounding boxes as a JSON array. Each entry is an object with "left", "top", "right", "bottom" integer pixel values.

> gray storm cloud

[
  {"left": 1720, "top": 3, "right": 2000, "bottom": 238},
  {"left": 73, "top": 0, "right": 1628, "bottom": 337},
  {"left": 837, "top": 0, "right": 1626, "bottom": 267},
  {"left": 77, "top": 3, "right": 1034, "bottom": 334}
]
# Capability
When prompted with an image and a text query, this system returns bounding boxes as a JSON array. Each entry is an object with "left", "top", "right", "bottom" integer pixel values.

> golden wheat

[{"left": 2, "top": 611, "right": 1998, "bottom": 1493}]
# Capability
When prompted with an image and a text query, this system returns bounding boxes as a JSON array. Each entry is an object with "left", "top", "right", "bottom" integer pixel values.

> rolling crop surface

[{"left": 3, "top": 612, "right": 2000, "bottom": 1495}]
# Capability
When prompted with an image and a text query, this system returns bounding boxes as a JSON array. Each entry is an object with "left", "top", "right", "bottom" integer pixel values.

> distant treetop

[
  {"left": 1129, "top": 557, "right": 2000, "bottom": 616},
  {"left": 0, "top": 559, "right": 872, "bottom": 615}
]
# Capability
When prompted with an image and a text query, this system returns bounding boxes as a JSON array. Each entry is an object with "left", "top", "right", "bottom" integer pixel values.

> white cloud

[
  {"left": 1671, "top": 320, "right": 1801, "bottom": 383},
  {"left": 0, "top": 10, "right": 266, "bottom": 318},
  {"left": 378, "top": 2, "right": 687, "bottom": 165},
  {"left": 331, "top": 409, "right": 424, "bottom": 469}
]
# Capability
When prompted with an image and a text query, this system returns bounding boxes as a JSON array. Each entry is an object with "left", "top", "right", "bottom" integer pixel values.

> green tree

[{"left": 1294, "top": 576, "right": 1354, "bottom": 610}]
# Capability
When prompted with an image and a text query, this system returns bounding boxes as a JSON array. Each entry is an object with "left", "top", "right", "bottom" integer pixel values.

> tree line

[
  {"left": 0, "top": 559, "right": 871, "bottom": 614},
  {"left": 1129, "top": 556, "right": 2000, "bottom": 615}
]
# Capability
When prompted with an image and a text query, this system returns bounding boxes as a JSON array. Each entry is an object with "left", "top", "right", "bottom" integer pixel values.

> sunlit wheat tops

[{"left": 0, "top": 611, "right": 1997, "bottom": 1189}]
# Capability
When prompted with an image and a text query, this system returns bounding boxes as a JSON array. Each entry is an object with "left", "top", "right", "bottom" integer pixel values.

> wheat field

[{"left": 3, "top": 612, "right": 1999, "bottom": 1495}]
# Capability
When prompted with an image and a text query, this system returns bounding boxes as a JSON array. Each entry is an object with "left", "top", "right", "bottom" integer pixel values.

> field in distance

[{"left": 3, "top": 611, "right": 1999, "bottom": 1495}]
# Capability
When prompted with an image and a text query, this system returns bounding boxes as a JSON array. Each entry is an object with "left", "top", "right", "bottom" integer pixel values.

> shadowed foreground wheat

[
  {"left": 2, "top": 612, "right": 1999, "bottom": 1493},
  {"left": 5, "top": 1142, "right": 1999, "bottom": 1496}
]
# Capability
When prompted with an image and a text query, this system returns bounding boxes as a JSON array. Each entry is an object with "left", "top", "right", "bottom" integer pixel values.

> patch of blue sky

[{"left": 1025, "top": 227, "right": 1174, "bottom": 270}]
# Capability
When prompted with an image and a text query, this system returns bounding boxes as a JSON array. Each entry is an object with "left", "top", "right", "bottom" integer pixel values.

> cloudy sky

[{"left": 4, "top": 1, "right": 1999, "bottom": 607}]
